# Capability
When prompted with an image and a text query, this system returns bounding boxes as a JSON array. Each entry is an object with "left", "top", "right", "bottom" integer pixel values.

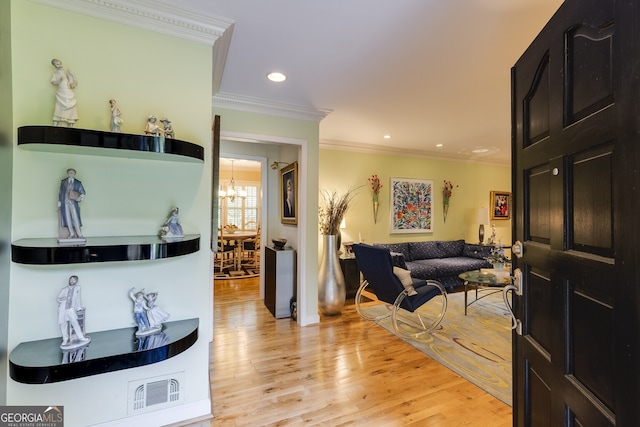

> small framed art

[
  {"left": 280, "top": 162, "right": 298, "bottom": 225},
  {"left": 490, "top": 191, "right": 511, "bottom": 220}
]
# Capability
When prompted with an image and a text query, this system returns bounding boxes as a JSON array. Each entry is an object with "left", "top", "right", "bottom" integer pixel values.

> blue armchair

[{"left": 352, "top": 243, "right": 447, "bottom": 339}]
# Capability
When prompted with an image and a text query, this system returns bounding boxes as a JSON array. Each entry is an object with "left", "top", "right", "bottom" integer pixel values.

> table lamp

[{"left": 477, "top": 207, "right": 490, "bottom": 244}]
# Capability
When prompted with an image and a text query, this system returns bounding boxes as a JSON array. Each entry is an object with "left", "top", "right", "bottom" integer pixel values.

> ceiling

[{"left": 158, "top": 0, "right": 563, "bottom": 165}]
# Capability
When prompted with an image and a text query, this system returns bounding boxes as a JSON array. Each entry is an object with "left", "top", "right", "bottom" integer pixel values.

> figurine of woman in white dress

[
  {"left": 50, "top": 58, "right": 78, "bottom": 127},
  {"left": 109, "top": 99, "right": 124, "bottom": 132}
]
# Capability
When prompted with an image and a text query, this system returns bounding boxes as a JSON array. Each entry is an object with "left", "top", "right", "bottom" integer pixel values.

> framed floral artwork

[
  {"left": 490, "top": 190, "right": 511, "bottom": 220},
  {"left": 390, "top": 177, "right": 433, "bottom": 233}
]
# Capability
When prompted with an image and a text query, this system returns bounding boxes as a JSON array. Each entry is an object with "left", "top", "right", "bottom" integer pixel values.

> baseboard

[
  {"left": 163, "top": 413, "right": 213, "bottom": 427},
  {"left": 299, "top": 313, "right": 320, "bottom": 326},
  {"left": 89, "top": 399, "right": 211, "bottom": 427}
]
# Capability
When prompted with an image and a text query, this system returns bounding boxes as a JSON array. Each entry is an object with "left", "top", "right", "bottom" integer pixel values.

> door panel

[
  {"left": 571, "top": 145, "right": 613, "bottom": 256},
  {"left": 566, "top": 24, "right": 614, "bottom": 124},
  {"left": 524, "top": 55, "right": 550, "bottom": 146},
  {"left": 527, "top": 165, "right": 551, "bottom": 244},
  {"left": 511, "top": 0, "right": 636, "bottom": 425},
  {"left": 527, "top": 269, "right": 553, "bottom": 354}
]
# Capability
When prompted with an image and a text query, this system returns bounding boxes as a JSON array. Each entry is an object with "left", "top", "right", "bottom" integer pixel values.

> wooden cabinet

[
  {"left": 265, "top": 247, "right": 296, "bottom": 318},
  {"left": 340, "top": 257, "right": 361, "bottom": 298}
]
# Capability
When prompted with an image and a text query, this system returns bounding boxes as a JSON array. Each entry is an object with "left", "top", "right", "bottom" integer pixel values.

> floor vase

[{"left": 318, "top": 234, "right": 346, "bottom": 315}]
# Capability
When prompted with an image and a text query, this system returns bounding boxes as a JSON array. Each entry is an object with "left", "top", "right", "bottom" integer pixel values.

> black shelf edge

[
  {"left": 9, "top": 318, "right": 199, "bottom": 384},
  {"left": 11, "top": 234, "right": 200, "bottom": 265},
  {"left": 18, "top": 126, "right": 204, "bottom": 162}
]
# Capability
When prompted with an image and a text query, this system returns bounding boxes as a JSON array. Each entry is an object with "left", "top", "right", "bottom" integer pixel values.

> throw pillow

[{"left": 393, "top": 266, "right": 417, "bottom": 296}]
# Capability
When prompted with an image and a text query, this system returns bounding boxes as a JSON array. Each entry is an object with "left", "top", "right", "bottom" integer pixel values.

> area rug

[
  {"left": 360, "top": 290, "right": 513, "bottom": 405},
  {"left": 214, "top": 267, "right": 260, "bottom": 280}
]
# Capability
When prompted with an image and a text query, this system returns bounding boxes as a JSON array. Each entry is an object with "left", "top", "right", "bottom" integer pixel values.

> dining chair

[
  {"left": 215, "top": 228, "right": 237, "bottom": 272},
  {"left": 242, "top": 222, "right": 261, "bottom": 268}
]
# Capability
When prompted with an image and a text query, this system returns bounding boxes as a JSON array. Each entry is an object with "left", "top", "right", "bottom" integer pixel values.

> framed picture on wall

[
  {"left": 389, "top": 177, "right": 433, "bottom": 233},
  {"left": 280, "top": 162, "right": 298, "bottom": 225},
  {"left": 490, "top": 191, "right": 511, "bottom": 220}
]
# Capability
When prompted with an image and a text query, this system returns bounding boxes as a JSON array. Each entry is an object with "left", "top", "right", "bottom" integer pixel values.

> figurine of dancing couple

[{"left": 128, "top": 287, "right": 170, "bottom": 337}]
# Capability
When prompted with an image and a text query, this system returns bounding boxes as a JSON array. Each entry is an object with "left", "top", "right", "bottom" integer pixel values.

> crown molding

[
  {"left": 213, "top": 92, "right": 332, "bottom": 123},
  {"left": 319, "top": 138, "right": 510, "bottom": 166},
  {"left": 28, "top": 0, "right": 234, "bottom": 45},
  {"left": 211, "top": 23, "right": 234, "bottom": 94}
]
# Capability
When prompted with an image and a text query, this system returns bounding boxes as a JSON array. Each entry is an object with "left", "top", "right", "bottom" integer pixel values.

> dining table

[{"left": 220, "top": 230, "right": 257, "bottom": 270}]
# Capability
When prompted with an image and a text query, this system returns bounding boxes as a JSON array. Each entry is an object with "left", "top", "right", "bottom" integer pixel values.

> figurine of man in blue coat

[{"left": 58, "top": 168, "right": 86, "bottom": 242}]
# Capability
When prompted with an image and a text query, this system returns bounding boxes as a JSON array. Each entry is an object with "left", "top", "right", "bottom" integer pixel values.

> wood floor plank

[{"left": 209, "top": 277, "right": 512, "bottom": 426}]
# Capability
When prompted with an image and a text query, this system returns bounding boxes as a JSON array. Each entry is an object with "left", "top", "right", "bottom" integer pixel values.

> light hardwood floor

[{"left": 210, "top": 277, "right": 512, "bottom": 426}]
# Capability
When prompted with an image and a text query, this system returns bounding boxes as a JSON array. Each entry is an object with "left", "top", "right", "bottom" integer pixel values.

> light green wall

[
  {"left": 0, "top": 0, "right": 13, "bottom": 406},
  {"left": 7, "top": 1, "right": 212, "bottom": 424},
  {"left": 319, "top": 149, "right": 512, "bottom": 247}
]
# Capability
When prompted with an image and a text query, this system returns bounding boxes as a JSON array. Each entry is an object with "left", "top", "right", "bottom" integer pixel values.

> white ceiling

[{"left": 159, "top": 0, "right": 563, "bottom": 165}]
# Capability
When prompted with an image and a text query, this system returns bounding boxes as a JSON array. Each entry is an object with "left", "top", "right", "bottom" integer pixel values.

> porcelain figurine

[
  {"left": 145, "top": 291, "right": 170, "bottom": 329},
  {"left": 129, "top": 287, "right": 151, "bottom": 335},
  {"left": 57, "top": 168, "right": 86, "bottom": 243},
  {"left": 109, "top": 99, "right": 124, "bottom": 132},
  {"left": 129, "top": 287, "right": 163, "bottom": 337},
  {"left": 144, "top": 115, "right": 164, "bottom": 136},
  {"left": 160, "top": 207, "right": 184, "bottom": 240},
  {"left": 488, "top": 224, "right": 497, "bottom": 245},
  {"left": 50, "top": 58, "right": 78, "bottom": 127},
  {"left": 57, "top": 275, "right": 90, "bottom": 349},
  {"left": 160, "top": 117, "right": 175, "bottom": 138}
]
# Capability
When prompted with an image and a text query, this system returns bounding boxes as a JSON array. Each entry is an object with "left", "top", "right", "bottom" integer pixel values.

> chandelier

[{"left": 219, "top": 159, "right": 245, "bottom": 202}]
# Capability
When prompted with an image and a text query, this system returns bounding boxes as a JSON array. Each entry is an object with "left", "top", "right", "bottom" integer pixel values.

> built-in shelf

[
  {"left": 18, "top": 125, "right": 204, "bottom": 162},
  {"left": 11, "top": 234, "right": 200, "bottom": 265},
  {"left": 9, "top": 318, "right": 199, "bottom": 384}
]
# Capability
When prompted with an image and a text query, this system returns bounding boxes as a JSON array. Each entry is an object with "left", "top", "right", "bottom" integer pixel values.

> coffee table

[{"left": 458, "top": 270, "right": 512, "bottom": 315}]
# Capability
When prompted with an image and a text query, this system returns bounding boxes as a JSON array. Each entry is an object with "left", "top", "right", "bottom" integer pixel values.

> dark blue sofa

[{"left": 373, "top": 239, "right": 492, "bottom": 291}]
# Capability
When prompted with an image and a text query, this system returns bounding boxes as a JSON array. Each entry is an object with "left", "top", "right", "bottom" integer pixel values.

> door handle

[
  {"left": 503, "top": 268, "right": 523, "bottom": 335},
  {"left": 512, "top": 241, "right": 523, "bottom": 258}
]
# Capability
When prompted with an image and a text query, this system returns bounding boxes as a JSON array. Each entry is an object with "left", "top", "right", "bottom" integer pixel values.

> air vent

[{"left": 128, "top": 372, "right": 184, "bottom": 415}]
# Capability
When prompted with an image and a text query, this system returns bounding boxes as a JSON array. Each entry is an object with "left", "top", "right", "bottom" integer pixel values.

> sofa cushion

[
  {"left": 374, "top": 242, "right": 412, "bottom": 261},
  {"left": 407, "top": 257, "right": 492, "bottom": 278},
  {"left": 439, "top": 239, "right": 465, "bottom": 257},
  {"left": 463, "top": 244, "right": 493, "bottom": 260},
  {"left": 408, "top": 241, "right": 445, "bottom": 260},
  {"left": 404, "top": 260, "right": 438, "bottom": 278}
]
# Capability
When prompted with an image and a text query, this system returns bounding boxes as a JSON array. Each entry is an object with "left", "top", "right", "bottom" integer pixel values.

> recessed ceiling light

[
  {"left": 472, "top": 148, "right": 490, "bottom": 153},
  {"left": 383, "top": 135, "right": 391, "bottom": 139},
  {"left": 267, "top": 72, "right": 286, "bottom": 82},
  {"left": 436, "top": 144, "right": 443, "bottom": 147}
]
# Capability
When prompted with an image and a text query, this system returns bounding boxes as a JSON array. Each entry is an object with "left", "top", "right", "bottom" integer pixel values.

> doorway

[{"left": 215, "top": 155, "right": 265, "bottom": 293}]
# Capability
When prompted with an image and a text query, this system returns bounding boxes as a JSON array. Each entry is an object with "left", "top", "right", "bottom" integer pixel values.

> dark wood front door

[{"left": 511, "top": 0, "right": 638, "bottom": 425}]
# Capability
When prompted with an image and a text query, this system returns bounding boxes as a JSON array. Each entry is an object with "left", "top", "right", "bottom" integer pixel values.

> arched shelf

[
  {"left": 9, "top": 318, "right": 199, "bottom": 384},
  {"left": 18, "top": 125, "right": 204, "bottom": 162},
  {"left": 11, "top": 234, "right": 200, "bottom": 265}
]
